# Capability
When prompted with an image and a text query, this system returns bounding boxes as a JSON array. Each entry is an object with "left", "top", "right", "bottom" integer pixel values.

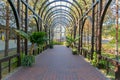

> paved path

[{"left": 5, "top": 45, "right": 108, "bottom": 80}]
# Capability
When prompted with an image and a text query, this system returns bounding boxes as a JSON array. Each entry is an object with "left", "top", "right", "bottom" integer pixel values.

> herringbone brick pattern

[{"left": 5, "top": 45, "right": 108, "bottom": 80}]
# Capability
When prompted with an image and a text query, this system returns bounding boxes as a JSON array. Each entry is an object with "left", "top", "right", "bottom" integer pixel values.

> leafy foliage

[
  {"left": 97, "top": 59, "right": 107, "bottom": 69},
  {"left": 72, "top": 48, "right": 78, "bottom": 55},
  {"left": 30, "top": 31, "right": 47, "bottom": 45},
  {"left": 91, "top": 52, "right": 107, "bottom": 69},
  {"left": 109, "top": 29, "right": 120, "bottom": 43},
  {"left": 91, "top": 52, "right": 98, "bottom": 67},
  {"left": 14, "top": 29, "right": 47, "bottom": 66},
  {"left": 49, "top": 41, "right": 53, "bottom": 49},
  {"left": 66, "top": 36, "right": 80, "bottom": 47},
  {"left": 14, "top": 29, "right": 29, "bottom": 40},
  {"left": 21, "top": 55, "right": 35, "bottom": 67}
]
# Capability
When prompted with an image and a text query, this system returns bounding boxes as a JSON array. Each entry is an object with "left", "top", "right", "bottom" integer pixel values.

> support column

[
  {"left": 115, "top": 0, "right": 119, "bottom": 60},
  {"left": 91, "top": 0, "right": 95, "bottom": 60},
  {"left": 17, "top": 0, "right": 21, "bottom": 66},
  {"left": 25, "top": 0, "right": 28, "bottom": 55},
  {"left": 40, "top": 20, "right": 42, "bottom": 31},
  {"left": 80, "top": 19, "right": 84, "bottom": 55},
  {"left": 78, "top": 20, "right": 81, "bottom": 53},
  {"left": 97, "top": 0, "right": 102, "bottom": 56}
]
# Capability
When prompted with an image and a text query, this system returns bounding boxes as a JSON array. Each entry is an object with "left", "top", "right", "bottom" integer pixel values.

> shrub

[
  {"left": 97, "top": 59, "right": 107, "bottom": 69},
  {"left": 91, "top": 52, "right": 98, "bottom": 66},
  {"left": 21, "top": 55, "right": 35, "bottom": 67},
  {"left": 49, "top": 41, "right": 54, "bottom": 49},
  {"left": 72, "top": 48, "right": 78, "bottom": 55}
]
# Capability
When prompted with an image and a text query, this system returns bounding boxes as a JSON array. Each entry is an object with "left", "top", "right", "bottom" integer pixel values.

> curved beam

[
  {"left": 49, "top": 20, "right": 73, "bottom": 30},
  {"left": 80, "top": 16, "right": 92, "bottom": 54},
  {"left": 48, "top": 16, "right": 74, "bottom": 26},
  {"left": 45, "top": 10, "right": 76, "bottom": 22},
  {"left": 8, "top": 0, "right": 20, "bottom": 29},
  {"left": 43, "top": 5, "right": 77, "bottom": 21},
  {"left": 51, "top": 21, "right": 71, "bottom": 28},
  {"left": 51, "top": 22, "right": 68, "bottom": 29},
  {"left": 100, "top": 0, "right": 112, "bottom": 26},
  {"left": 39, "top": 0, "right": 81, "bottom": 18},
  {"left": 51, "top": 22, "right": 72, "bottom": 33},
  {"left": 97, "top": 0, "right": 112, "bottom": 55},
  {"left": 49, "top": 18, "right": 73, "bottom": 27},
  {"left": 49, "top": 18, "right": 72, "bottom": 26},
  {"left": 28, "top": 15, "right": 39, "bottom": 31},
  {"left": 47, "top": 13, "right": 75, "bottom": 24}
]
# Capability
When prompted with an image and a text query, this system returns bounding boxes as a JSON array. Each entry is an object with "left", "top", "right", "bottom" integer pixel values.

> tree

[
  {"left": 14, "top": 29, "right": 47, "bottom": 66},
  {"left": 4, "top": 1, "right": 10, "bottom": 57}
]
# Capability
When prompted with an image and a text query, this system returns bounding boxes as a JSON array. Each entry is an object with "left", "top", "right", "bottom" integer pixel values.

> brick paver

[{"left": 5, "top": 45, "right": 108, "bottom": 80}]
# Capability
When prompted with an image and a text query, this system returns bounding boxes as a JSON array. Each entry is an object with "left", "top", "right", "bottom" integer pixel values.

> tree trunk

[
  {"left": 4, "top": 2, "right": 10, "bottom": 57},
  {"left": 115, "top": 0, "right": 119, "bottom": 60},
  {"left": 30, "top": 43, "right": 34, "bottom": 55}
]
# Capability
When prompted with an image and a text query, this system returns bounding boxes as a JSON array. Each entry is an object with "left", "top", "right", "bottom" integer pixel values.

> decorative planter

[{"left": 72, "top": 48, "right": 78, "bottom": 55}]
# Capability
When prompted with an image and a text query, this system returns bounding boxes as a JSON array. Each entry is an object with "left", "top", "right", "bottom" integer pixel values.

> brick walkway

[{"left": 5, "top": 45, "right": 108, "bottom": 80}]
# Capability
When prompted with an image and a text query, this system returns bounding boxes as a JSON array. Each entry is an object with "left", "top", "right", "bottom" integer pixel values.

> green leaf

[{"left": 14, "top": 29, "right": 30, "bottom": 40}]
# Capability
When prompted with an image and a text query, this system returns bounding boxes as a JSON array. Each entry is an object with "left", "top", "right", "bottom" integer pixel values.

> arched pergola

[{"left": 1, "top": 0, "right": 120, "bottom": 80}]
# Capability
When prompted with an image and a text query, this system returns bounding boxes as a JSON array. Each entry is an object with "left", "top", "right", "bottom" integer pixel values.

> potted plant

[
  {"left": 49, "top": 41, "right": 53, "bottom": 49},
  {"left": 72, "top": 48, "right": 78, "bottom": 55},
  {"left": 66, "top": 36, "right": 80, "bottom": 48},
  {"left": 14, "top": 29, "right": 46, "bottom": 67}
]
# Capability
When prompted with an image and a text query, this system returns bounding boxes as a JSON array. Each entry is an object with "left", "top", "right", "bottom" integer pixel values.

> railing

[
  {"left": 81, "top": 48, "right": 120, "bottom": 80},
  {"left": 33, "top": 44, "right": 49, "bottom": 55},
  {"left": 81, "top": 48, "right": 91, "bottom": 59},
  {"left": 0, "top": 54, "right": 20, "bottom": 80}
]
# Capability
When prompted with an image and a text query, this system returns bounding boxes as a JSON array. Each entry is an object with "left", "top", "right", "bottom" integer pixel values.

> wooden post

[
  {"left": 115, "top": 64, "right": 120, "bottom": 80},
  {"left": 25, "top": 0, "right": 28, "bottom": 55},
  {"left": 8, "top": 59, "right": 11, "bottom": 72},
  {"left": 115, "top": 0, "right": 119, "bottom": 60},
  {"left": 0, "top": 63, "right": 1, "bottom": 80},
  {"left": 78, "top": 20, "right": 81, "bottom": 53},
  {"left": 91, "top": 0, "right": 95, "bottom": 60},
  {"left": 17, "top": 0, "right": 21, "bottom": 66}
]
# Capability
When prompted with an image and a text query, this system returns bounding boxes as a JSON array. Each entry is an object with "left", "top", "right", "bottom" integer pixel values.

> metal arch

[
  {"left": 52, "top": 25, "right": 67, "bottom": 33},
  {"left": 8, "top": 0, "right": 21, "bottom": 56},
  {"left": 80, "top": 16, "right": 93, "bottom": 53},
  {"left": 81, "top": 16, "right": 93, "bottom": 32},
  {"left": 49, "top": 19, "right": 72, "bottom": 27},
  {"left": 46, "top": 13, "right": 75, "bottom": 24},
  {"left": 21, "top": 0, "right": 42, "bottom": 21},
  {"left": 39, "top": 0, "right": 81, "bottom": 18},
  {"left": 45, "top": 11, "right": 76, "bottom": 24},
  {"left": 44, "top": 8, "right": 77, "bottom": 22},
  {"left": 51, "top": 21, "right": 71, "bottom": 28},
  {"left": 49, "top": 21, "right": 73, "bottom": 30},
  {"left": 51, "top": 18, "right": 72, "bottom": 25},
  {"left": 47, "top": 15, "right": 73, "bottom": 22},
  {"left": 8, "top": 0, "right": 20, "bottom": 29},
  {"left": 47, "top": 16, "right": 74, "bottom": 26},
  {"left": 51, "top": 22, "right": 69, "bottom": 32},
  {"left": 43, "top": 5, "right": 78, "bottom": 20},
  {"left": 51, "top": 22, "right": 72, "bottom": 33},
  {"left": 100, "top": 0, "right": 112, "bottom": 26},
  {"left": 48, "top": 21, "right": 70, "bottom": 30},
  {"left": 38, "top": 0, "right": 82, "bottom": 17},
  {"left": 43, "top": 6, "right": 77, "bottom": 21},
  {"left": 28, "top": 15, "right": 39, "bottom": 31},
  {"left": 51, "top": 22, "right": 69, "bottom": 29},
  {"left": 49, "top": 17, "right": 73, "bottom": 27}
]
